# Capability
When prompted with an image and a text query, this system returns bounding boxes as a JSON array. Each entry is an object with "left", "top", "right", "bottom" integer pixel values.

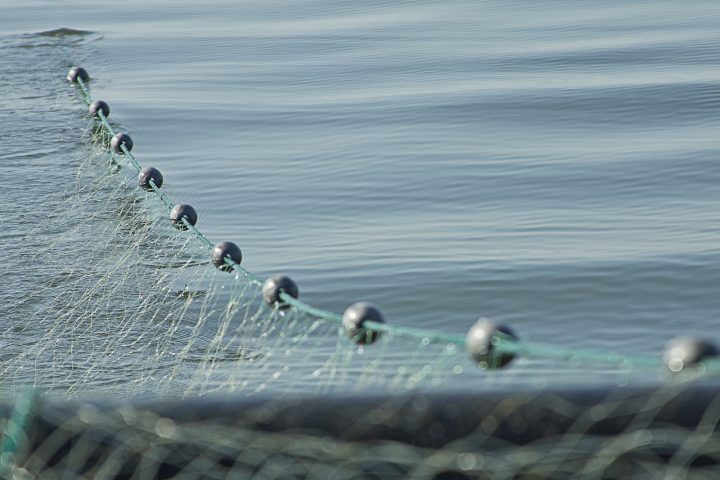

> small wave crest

[{"left": 35, "top": 28, "right": 94, "bottom": 38}]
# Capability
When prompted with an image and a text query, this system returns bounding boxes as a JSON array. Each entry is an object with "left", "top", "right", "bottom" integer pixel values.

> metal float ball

[
  {"left": 88, "top": 100, "right": 110, "bottom": 118},
  {"left": 212, "top": 242, "right": 243, "bottom": 272},
  {"left": 111, "top": 133, "right": 134, "bottom": 153},
  {"left": 67, "top": 66, "right": 89, "bottom": 83},
  {"left": 262, "top": 275, "right": 299, "bottom": 309},
  {"left": 138, "top": 167, "right": 163, "bottom": 191},
  {"left": 466, "top": 318, "right": 518, "bottom": 369},
  {"left": 663, "top": 337, "right": 719, "bottom": 373},
  {"left": 170, "top": 204, "right": 198, "bottom": 230},
  {"left": 342, "top": 302, "right": 385, "bottom": 345}
]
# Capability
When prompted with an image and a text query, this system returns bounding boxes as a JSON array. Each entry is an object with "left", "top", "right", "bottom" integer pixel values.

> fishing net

[
  {"left": 2, "top": 30, "right": 720, "bottom": 479},
  {"left": 5, "top": 385, "right": 720, "bottom": 479}
]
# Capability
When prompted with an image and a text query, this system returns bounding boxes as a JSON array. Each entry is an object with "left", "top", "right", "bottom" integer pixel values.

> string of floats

[{"left": 66, "top": 66, "right": 720, "bottom": 375}]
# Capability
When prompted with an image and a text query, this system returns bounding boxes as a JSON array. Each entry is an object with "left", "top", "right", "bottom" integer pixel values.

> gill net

[{"left": 2, "top": 30, "right": 720, "bottom": 479}]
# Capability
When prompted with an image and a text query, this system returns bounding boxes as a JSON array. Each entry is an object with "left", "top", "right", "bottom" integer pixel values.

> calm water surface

[{"left": 2, "top": 0, "right": 720, "bottom": 389}]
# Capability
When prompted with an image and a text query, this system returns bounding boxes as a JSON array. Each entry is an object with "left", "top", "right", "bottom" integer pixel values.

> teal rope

[
  {"left": 224, "top": 257, "right": 264, "bottom": 286},
  {"left": 181, "top": 217, "right": 215, "bottom": 251},
  {"left": 71, "top": 73, "right": 710, "bottom": 374},
  {"left": 119, "top": 143, "right": 143, "bottom": 173},
  {"left": 76, "top": 77, "right": 91, "bottom": 104},
  {"left": 279, "top": 293, "right": 343, "bottom": 324},
  {"left": 0, "top": 390, "right": 37, "bottom": 477},
  {"left": 148, "top": 178, "right": 175, "bottom": 211},
  {"left": 492, "top": 335, "right": 661, "bottom": 370},
  {"left": 363, "top": 320, "right": 467, "bottom": 346},
  {"left": 97, "top": 111, "right": 115, "bottom": 138}
]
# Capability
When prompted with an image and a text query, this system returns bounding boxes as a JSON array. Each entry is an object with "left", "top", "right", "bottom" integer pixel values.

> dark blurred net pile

[{"left": 3, "top": 385, "right": 720, "bottom": 479}]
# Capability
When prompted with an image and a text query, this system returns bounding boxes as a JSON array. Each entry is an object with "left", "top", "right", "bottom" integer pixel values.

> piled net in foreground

[
  {"left": 3, "top": 385, "right": 720, "bottom": 479},
  {"left": 1, "top": 56, "right": 720, "bottom": 479}
]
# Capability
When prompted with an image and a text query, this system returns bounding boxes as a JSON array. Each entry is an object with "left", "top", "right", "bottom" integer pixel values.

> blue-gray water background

[{"left": 2, "top": 0, "right": 719, "bottom": 389}]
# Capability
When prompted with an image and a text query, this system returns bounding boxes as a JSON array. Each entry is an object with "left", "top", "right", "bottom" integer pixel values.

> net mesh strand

[{"left": 2, "top": 32, "right": 720, "bottom": 479}]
